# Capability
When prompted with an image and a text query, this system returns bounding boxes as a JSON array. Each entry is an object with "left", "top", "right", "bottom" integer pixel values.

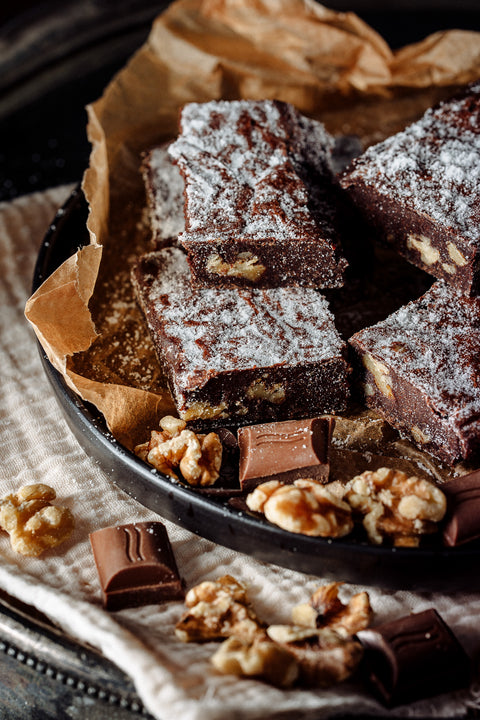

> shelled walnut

[
  {"left": 0, "top": 484, "right": 74, "bottom": 557},
  {"left": 344, "top": 467, "right": 446, "bottom": 546},
  {"left": 246, "top": 479, "right": 353, "bottom": 538},
  {"left": 134, "top": 415, "right": 222, "bottom": 486},
  {"left": 211, "top": 636, "right": 299, "bottom": 688},
  {"left": 291, "top": 582, "right": 372, "bottom": 636},
  {"left": 266, "top": 624, "right": 364, "bottom": 687},
  {"left": 175, "top": 575, "right": 266, "bottom": 643}
]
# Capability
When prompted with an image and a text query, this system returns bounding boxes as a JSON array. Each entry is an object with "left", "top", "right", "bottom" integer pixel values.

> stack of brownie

[
  {"left": 133, "top": 87, "right": 480, "bottom": 468},
  {"left": 341, "top": 81, "right": 480, "bottom": 465},
  {"left": 132, "top": 99, "right": 353, "bottom": 427}
]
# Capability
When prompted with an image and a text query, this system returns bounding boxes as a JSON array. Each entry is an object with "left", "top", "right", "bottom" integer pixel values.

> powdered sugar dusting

[
  {"left": 353, "top": 281, "right": 480, "bottom": 420},
  {"left": 142, "top": 146, "right": 185, "bottom": 243},
  {"left": 135, "top": 247, "right": 346, "bottom": 388},
  {"left": 168, "top": 99, "right": 339, "bottom": 242},
  {"left": 343, "top": 82, "right": 480, "bottom": 244}
]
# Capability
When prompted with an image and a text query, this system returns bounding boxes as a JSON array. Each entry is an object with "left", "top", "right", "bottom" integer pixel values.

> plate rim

[{"left": 32, "top": 186, "right": 480, "bottom": 592}]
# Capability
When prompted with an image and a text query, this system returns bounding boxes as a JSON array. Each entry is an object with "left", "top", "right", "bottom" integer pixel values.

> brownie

[
  {"left": 340, "top": 81, "right": 480, "bottom": 295},
  {"left": 131, "top": 247, "right": 350, "bottom": 425},
  {"left": 141, "top": 145, "right": 185, "bottom": 248},
  {"left": 349, "top": 281, "right": 480, "bottom": 465},
  {"left": 168, "top": 99, "right": 348, "bottom": 289}
]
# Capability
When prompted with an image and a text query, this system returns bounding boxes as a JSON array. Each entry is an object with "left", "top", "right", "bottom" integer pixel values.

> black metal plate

[{"left": 33, "top": 188, "right": 480, "bottom": 592}]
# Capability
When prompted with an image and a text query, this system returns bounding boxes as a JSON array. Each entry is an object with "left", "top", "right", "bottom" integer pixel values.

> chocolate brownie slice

[
  {"left": 340, "top": 81, "right": 480, "bottom": 295},
  {"left": 141, "top": 145, "right": 185, "bottom": 248},
  {"left": 168, "top": 99, "right": 348, "bottom": 289},
  {"left": 349, "top": 281, "right": 480, "bottom": 464},
  {"left": 132, "top": 247, "right": 350, "bottom": 425}
]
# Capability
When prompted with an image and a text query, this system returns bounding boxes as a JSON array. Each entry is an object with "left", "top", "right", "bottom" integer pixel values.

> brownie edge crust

[
  {"left": 131, "top": 248, "right": 350, "bottom": 425},
  {"left": 349, "top": 281, "right": 480, "bottom": 464},
  {"left": 340, "top": 81, "right": 480, "bottom": 296},
  {"left": 168, "top": 99, "right": 348, "bottom": 289}
]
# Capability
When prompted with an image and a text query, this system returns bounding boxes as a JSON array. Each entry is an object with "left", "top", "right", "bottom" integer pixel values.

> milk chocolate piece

[
  {"left": 349, "top": 281, "right": 480, "bottom": 464},
  {"left": 443, "top": 469, "right": 480, "bottom": 546},
  {"left": 340, "top": 82, "right": 480, "bottom": 296},
  {"left": 357, "top": 609, "right": 471, "bottom": 706},
  {"left": 238, "top": 417, "right": 334, "bottom": 492},
  {"left": 89, "top": 522, "right": 184, "bottom": 610},
  {"left": 168, "top": 99, "right": 348, "bottom": 289}
]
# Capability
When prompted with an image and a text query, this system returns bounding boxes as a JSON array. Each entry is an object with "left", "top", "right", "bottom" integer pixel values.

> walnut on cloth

[
  {"left": 0, "top": 484, "right": 74, "bottom": 557},
  {"left": 343, "top": 467, "right": 447, "bottom": 547},
  {"left": 246, "top": 478, "right": 353, "bottom": 538},
  {"left": 266, "top": 623, "right": 364, "bottom": 687},
  {"left": 134, "top": 415, "right": 222, "bottom": 486},
  {"left": 175, "top": 575, "right": 266, "bottom": 643},
  {"left": 291, "top": 582, "right": 373, "bottom": 636},
  {"left": 211, "top": 635, "right": 299, "bottom": 688}
]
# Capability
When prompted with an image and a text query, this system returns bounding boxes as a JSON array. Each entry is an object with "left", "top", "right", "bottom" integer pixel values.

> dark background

[{"left": 1, "top": 0, "right": 480, "bottom": 202}]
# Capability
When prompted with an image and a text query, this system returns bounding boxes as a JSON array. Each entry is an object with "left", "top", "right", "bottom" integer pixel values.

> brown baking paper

[{"left": 25, "top": 0, "right": 480, "bottom": 454}]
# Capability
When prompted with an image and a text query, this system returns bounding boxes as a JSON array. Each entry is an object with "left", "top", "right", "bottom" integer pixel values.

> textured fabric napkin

[{"left": 1, "top": 186, "right": 480, "bottom": 720}]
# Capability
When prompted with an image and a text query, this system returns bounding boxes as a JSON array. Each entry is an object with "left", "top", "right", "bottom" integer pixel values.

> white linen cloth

[{"left": 1, "top": 186, "right": 480, "bottom": 720}]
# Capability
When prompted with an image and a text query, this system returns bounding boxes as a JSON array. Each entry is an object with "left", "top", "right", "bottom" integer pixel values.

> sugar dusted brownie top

[
  {"left": 132, "top": 247, "right": 350, "bottom": 423},
  {"left": 341, "top": 82, "right": 480, "bottom": 246},
  {"left": 350, "top": 281, "right": 480, "bottom": 461},
  {"left": 167, "top": 99, "right": 348, "bottom": 288},
  {"left": 141, "top": 145, "right": 185, "bottom": 247}
]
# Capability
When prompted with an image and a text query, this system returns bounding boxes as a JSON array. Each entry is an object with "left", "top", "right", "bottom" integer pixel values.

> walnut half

[
  {"left": 344, "top": 467, "right": 446, "bottom": 547},
  {"left": 134, "top": 415, "right": 222, "bottom": 486},
  {"left": 246, "top": 479, "right": 353, "bottom": 538},
  {"left": 291, "top": 582, "right": 373, "bottom": 636},
  {"left": 0, "top": 484, "right": 74, "bottom": 557},
  {"left": 211, "top": 636, "right": 299, "bottom": 688},
  {"left": 266, "top": 624, "right": 364, "bottom": 687},
  {"left": 175, "top": 575, "right": 266, "bottom": 643}
]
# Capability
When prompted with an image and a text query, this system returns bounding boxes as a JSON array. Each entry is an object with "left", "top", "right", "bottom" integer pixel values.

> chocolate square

[
  {"left": 89, "top": 521, "right": 184, "bottom": 611},
  {"left": 238, "top": 416, "right": 335, "bottom": 492},
  {"left": 357, "top": 608, "right": 471, "bottom": 706},
  {"left": 443, "top": 469, "right": 480, "bottom": 546}
]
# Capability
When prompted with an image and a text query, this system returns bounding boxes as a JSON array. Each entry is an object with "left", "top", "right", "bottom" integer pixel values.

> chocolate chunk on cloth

[
  {"left": 357, "top": 608, "right": 471, "bottom": 706},
  {"left": 168, "top": 99, "right": 348, "bottom": 289},
  {"left": 132, "top": 247, "right": 350, "bottom": 425},
  {"left": 443, "top": 468, "right": 480, "bottom": 546},
  {"left": 349, "top": 281, "right": 480, "bottom": 464},
  {"left": 238, "top": 417, "right": 334, "bottom": 492},
  {"left": 340, "top": 81, "right": 480, "bottom": 296},
  {"left": 89, "top": 522, "right": 184, "bottom": 610}
]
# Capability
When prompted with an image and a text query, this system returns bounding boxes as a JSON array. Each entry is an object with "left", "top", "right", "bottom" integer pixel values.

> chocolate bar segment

[
  {"left": 443, "top": 469, "right": 480, "bottom": 546},
  {"left": 238, "top": 417, "right": 334, "bottom": 492},
  {"left": 132, "top": 247, "right": 350, "bottom": 425},
  {"left": 349, "top": 281, "right": 480, "bottom": 464},
  {"left": 340, "top": 82, "right": 480, "bottom": 295},
  {"left": 357, "top": 608, "right": 471, "bottom": 706},
  {"left": 89, "top": 522, "right": 184, "bottom": 610},
  {"left": 168, "top": 99, "right": 348, "bottom": 289}
]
